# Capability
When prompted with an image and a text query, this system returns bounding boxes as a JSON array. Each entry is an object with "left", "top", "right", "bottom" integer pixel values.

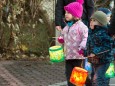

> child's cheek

[
  {"left": 90, "top": 22, "right": 94, "bottom": 29},
  {"left": 107, "top": 16, "right": 110, "bottom": 22},
  {"left": 90, "top": 25, "right": 94, "bottom": 29}
]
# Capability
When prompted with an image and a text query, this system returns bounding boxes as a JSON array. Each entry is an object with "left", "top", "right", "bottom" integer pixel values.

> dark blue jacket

[{"left": 85, "top": 25, "right": 114, "bottom": 64}]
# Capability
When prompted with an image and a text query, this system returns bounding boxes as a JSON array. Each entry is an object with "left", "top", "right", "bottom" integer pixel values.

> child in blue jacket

[{"left": 85, "top": 11, "right": 114, "bottom": 86}]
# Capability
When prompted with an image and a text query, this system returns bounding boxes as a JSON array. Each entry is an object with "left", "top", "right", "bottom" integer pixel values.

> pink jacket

[{"left": 62, "top": 20, "right": 88, "bottom": 60}]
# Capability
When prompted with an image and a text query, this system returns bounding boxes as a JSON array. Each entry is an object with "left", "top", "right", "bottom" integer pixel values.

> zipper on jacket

[{"left": 67, "top": 27, "right": 70, "bottom": 33}]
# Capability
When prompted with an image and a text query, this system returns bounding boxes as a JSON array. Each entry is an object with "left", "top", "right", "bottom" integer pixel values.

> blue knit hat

[{"left": 98, "top": 7, "right": 111, "bottom": 16}]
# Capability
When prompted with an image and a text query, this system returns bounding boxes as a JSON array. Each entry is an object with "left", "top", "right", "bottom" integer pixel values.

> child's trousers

[
  {"left": 65, "top": 59, "right": 83, "bottom": 86},
  {"left": 91, "top": 63, "right": 110, "bottom": 86}
]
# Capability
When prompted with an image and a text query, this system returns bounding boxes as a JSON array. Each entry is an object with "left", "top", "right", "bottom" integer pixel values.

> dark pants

[
  {"left": 91, "top": 63, "right": 110, "bottom": 86},
  {"left": 85, "top": 75, "right": 92, "bottom": 86},
  {"left": 65, "top": 59, "right": 83, "bottom": 86}
]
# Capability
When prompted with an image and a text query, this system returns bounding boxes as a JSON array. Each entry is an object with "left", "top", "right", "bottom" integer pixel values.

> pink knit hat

[{"left": 64, "top": 0, "right": 84, "bottom": 18}]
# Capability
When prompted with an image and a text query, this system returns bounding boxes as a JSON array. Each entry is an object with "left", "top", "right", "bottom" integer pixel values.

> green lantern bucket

[
  {"left": 49, "top": 46, "right": 64, "bottom": 62},
  {"left": 105, "top": 62, "right": 115, "bottom": 78}
]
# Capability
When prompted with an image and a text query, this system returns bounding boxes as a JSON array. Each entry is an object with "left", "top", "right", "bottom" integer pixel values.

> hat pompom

[{"left": 76, "top": 0, "right": 84, "bottom": 4}]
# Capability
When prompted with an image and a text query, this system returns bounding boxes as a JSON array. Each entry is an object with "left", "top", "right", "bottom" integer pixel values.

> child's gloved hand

[
  {"left": 77, "top": 49, "right": 84, "bottom": 55},
  {"left": 58, "top": 36, "right": 64, "bottom": 44}
]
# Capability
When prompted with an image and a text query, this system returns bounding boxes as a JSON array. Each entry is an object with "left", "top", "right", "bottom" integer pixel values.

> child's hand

[
  {"left": 87, "top": 53, "right": 95, "bottom": 58},
  {"left": 77, "top": 49, "right": 84, "bottom": 55},
  {"left": 56, "top": 26, "right": 62, "bottom": 31},
  {"left": 58, "top": 36, "right": 64, "bottom": 44}
]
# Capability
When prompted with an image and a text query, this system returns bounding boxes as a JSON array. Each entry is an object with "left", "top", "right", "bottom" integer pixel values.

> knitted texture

[
  {"left": 98, "top": 7, "right": 111, "bottom": 16},
  {"left": 64, "top": 0, "right": 84, "bottom": 18},
  {"left": 91, "top": 11, "right": 108, "bottom": 26}
]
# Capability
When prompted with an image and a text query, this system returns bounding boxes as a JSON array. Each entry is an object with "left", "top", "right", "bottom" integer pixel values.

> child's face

[
  {"left": 65, "top": 11, "right": 74, "bottom": 21},
  {"left": 90, "top": 19, "right": 100, "bottom": 29},
  {"left": 107, "top": 14, "right": 111, "bottom": 23}
]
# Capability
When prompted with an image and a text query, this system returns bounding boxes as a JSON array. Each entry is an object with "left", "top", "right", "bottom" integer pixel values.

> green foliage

[
  {"left": 0, "top": 0, "right": 54, "bottom": 59},
  {"left": 20, "top": 23, "right": 50, "bottom": 56}
]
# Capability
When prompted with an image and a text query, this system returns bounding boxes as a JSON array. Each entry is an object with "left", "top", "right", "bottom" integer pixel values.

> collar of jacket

[
  {"left": 66, "top": 19, "right": 79, "bottom": 27},
  {"left": 90, "top": 25, "right": 108, "bottom": 33}
]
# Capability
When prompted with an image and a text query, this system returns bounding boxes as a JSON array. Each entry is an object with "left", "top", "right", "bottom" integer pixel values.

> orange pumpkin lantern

[{"left": 70, "top": 67, "right": 88, "bottom": 86}]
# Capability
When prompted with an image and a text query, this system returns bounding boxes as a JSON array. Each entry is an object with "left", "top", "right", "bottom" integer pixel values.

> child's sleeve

[
  {"left": 92, "top": 32, "right": 113, "bottom": 55},
  {"left": 78, "top": 27, "right": 88, "bottom": 50}
]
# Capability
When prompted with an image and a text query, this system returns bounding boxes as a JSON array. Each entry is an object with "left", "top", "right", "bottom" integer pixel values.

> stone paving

[
  {"left": 0, "top": 60, "right": 115, "bottom": 86},
  {"left": 0, "top": 60, "right": 66, "bottom": 86}
]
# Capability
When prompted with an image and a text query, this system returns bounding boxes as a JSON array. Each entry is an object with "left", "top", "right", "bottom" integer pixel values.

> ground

[
  {"left": 0, "top": 60, "right": 66, "bottom": 86},
  {"left": 0, "top": 60, "right": 115, "bottom": 86}
]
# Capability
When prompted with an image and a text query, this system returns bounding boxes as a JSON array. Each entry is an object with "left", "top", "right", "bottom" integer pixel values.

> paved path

[
  {"left": 0, "top": 60, "right": 115, "bottom": 86},
  {"left": 0, "top": 61, "right": 25, "bottom": 86},
  {"left": 0, "top": 60, "right": 66, "bottom": 86}
]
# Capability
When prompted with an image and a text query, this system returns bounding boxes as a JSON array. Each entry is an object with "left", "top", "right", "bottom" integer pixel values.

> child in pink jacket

[{"left": 58, "top": 0, "right": 88, "bottom": 85}]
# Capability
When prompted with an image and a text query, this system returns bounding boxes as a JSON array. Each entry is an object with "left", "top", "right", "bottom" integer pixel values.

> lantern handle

[
  {"left": 49, "top": 38, "right": 63, "bottom": 47},
  {"left": 81, "top": 59, "right": 84, "bottom": 68}
]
